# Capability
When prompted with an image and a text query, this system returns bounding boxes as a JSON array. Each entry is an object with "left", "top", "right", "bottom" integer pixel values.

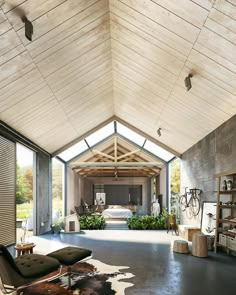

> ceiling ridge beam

[{"left": 70, "top": 161, "right": 164, "bottom": 167}]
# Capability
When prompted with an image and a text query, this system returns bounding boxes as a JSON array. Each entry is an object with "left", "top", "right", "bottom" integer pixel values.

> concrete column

[{"left": 35, "top": 152, "right": 52, "bottom": 235}]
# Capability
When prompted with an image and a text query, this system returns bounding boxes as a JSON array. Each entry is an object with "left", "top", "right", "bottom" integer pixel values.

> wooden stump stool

[
  {"left": 192, "top": 233, "right": 208, "bottom": 257},
  {"left": 173, "top": 240, "right": 189, "bottom": 254}
]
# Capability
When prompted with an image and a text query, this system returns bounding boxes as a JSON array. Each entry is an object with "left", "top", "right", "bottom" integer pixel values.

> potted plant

[{"left": 51, "top": 217, "right": 65, "bottom": 234}]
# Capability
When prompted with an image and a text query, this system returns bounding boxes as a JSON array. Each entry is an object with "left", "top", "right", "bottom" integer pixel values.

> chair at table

[{"left": 167, "top": 214, "right": 179, "bottom": 235}]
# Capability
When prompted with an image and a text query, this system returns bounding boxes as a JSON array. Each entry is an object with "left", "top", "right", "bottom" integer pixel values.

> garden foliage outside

[
  {"left": 127, "top": 209, "right": 169, "bottom": 230},
  {"left": 16, "top": 163, "right": 33, "bottom": 219},
  {"left": 79, "top": 215, "right": 106, "bottom": 230}
]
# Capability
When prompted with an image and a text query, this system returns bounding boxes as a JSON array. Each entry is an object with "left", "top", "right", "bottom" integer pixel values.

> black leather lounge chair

[
  {"left": 0, "top": 244, "right": 92, "bottom": 294},
  {"left": 0, "top": 244, "right": 61, "bottom": 294}
]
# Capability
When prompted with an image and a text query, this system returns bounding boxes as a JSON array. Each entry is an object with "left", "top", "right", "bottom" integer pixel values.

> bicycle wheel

[
  {"left": 189, "top": 197, "right": 200, "bottom": 216},
  {"left": 179, "top": 195, "right": 187, "bottom": 212}
]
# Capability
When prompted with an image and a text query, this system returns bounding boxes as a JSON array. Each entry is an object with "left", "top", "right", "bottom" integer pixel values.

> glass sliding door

[
  {"left": 169, "top": 158, "right": 180, "bottom": 223},
  {"left": 16, "top": 143, "right": 34, "bottom": 243},
  {"left": 52, "top": 158, "right": 65, "bottom": 224}
]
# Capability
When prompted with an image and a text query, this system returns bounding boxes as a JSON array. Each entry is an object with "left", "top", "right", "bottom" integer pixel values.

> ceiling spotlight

[
  {"left": 184, "top": 74, "right": 193, "bottom": 91},
  {"left": 22, "top": 17, "right": 33, "bottom": 41},
  {"left": 157, "top": 128, "right": 162, "bottom": 137}
]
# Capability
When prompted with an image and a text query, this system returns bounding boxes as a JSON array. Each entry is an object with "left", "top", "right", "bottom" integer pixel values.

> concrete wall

[
  {"left": 36, "top": 152, "right": 52, "bottom": 235},
  {"left": 181, "top": 114, "right": 236, "bottom": 226}
]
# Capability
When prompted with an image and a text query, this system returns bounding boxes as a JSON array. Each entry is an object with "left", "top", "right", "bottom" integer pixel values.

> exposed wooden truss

[{"left": 69, "top": 135, "right": 164, "bottom": 178}]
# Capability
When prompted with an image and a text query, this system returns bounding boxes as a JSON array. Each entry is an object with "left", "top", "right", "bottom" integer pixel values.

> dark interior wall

[
  {"left": 104, "top": 185, "right": 142, "bottom": 205},
  {"left": 181, "top": 114, "right": 236, "bottom": 225}
]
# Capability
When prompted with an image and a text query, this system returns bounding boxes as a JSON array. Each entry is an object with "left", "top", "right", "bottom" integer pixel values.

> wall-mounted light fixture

[
  {"left": 184, "top": 74, "right": 193, "bottom": 91},
  {"left": 22, "top": 17, "right": 33, "bottom": 41},
  {"left": 157, "top": 128, "right": 162, "bottom": 137}
]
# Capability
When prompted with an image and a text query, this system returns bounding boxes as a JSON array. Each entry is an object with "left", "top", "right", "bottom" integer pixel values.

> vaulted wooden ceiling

[{"left": 0, "top": 0, "right": 236, "bottom": 156}]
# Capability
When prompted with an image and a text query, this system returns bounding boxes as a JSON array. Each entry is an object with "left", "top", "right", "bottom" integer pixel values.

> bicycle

[{"left": 179, "top": 187, "right": 201, "bottom": 217}]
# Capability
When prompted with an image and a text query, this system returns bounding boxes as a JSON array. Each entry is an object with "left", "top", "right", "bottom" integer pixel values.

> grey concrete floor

[{"left": 11, "top": 229, "right": 236, "bottom": 295}]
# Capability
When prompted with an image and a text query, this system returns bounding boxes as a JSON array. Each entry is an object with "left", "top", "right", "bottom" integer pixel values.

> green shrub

[
  {"left": 79, "top": 215, "right": 106, "bottom": 230},
  {"left": 127, "top": 209, "right": 169, "bottom": 230}
]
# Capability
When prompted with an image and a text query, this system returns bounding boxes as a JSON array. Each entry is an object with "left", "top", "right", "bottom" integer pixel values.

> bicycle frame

[{"left": 179, "top": 187, "right": 201, "bottom": 216}]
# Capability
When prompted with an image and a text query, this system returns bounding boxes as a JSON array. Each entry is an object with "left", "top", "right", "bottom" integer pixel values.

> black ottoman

[{"left": 47, "top": 246, "right": 92, "bottom": 287}]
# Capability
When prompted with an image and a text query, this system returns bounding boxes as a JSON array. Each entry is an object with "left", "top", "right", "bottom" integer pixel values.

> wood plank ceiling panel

[
  {"left": 191, "top": 0, "right": 214, "bottom": 11},
  {"left": 0, "top": 0, "right": 113, "bottom": 153},
  {"left": 0, "top": 0, "right": 236, "bottom": 155},
  {"left": 110, "top": 0, "right": 236, "bottom": 154}
]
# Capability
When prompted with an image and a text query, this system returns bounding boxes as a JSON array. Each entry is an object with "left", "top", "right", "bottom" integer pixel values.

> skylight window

[
  {"left": 58, "top": 140, "right": 88, "bottom": 162},
  {"left": 116, "top": 122, "right": 146, "bottom": 146},
  {"left": 144, "top": 140, "right": 174, "bottom": 162},
  {"left": 57, "top": 120, "right": 175, "bottom": 163},
  {"left": 85, "top": 122, "right": 114, "bottom": 147}
]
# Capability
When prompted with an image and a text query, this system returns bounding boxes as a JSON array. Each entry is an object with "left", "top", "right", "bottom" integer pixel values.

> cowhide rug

[{"left": 20, "top": 259, "right": 134, "bottom": 295}]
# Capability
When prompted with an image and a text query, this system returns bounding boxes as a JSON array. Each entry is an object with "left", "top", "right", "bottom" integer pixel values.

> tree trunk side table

[
  {"left": 15, "top": 243, "right": 36, "bottom": 257},
  {"left": 192, "top": 233, "right": 208, "bottom": 257},
  {"left": 173, "top": 240, "right": 189, "bottom": 254}
]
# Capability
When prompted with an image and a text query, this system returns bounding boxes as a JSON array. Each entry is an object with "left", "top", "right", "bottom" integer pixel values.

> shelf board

[
  {"left": 219, "top": 205, "right": 236, "bottom": 209},
  {"left": 222, "top": 230, "right": 236, "bottom": 237},
  {"left": 214, "top": 170, "right": 236, "bottom": 178},
  {"left": 219, "top": 190, "right": 236, "bottom": 194},
  {"left": 216, "top": 242, "right": 227, "bottom": 248},
  {"left": 219, "top": 219, "right": 236, "bottom": 225}
]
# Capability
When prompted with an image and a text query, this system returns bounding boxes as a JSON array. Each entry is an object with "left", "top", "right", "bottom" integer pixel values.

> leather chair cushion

[
  {"left": 15, "top": 254, "right": 60, "bottom": 278},
  {"left": 47, "top": 246, "right": 92, "bottom": 265}
]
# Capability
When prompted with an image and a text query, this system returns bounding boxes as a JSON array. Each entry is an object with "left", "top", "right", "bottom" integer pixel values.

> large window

[
  {"left": 169, "top": 158, "right": 180, "bottom": 222},
  {"left": 57, "top": 120, "right": 175, "bottom": 163},
  {"left": 52, "top": 158, "right": 65, "bottom": 221},
  {"left": 16, "top": 143, "right": 34, "bottom": 243}
]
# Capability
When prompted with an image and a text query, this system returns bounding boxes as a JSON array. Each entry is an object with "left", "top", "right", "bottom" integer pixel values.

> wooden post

[{"left": 214, "top": 176, "right": 221, "bottom": 253}]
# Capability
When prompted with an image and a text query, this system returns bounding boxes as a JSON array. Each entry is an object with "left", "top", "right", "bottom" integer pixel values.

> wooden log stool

[
  {"left": 173, "top": 240, "right": 189, "bottom": 254},
  {"left": 192, "top": 233, "right": 208, "bottom": 257}
]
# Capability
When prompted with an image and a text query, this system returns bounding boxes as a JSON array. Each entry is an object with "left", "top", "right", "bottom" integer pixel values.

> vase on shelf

[
  {"left": 222, "top": 180, "right": 227, "bottom": 191},
  {"left": 227, "top": 180, "right": 233, "bottom": 191}
]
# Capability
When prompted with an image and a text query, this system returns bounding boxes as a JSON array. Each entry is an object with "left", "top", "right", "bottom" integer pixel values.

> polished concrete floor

[{"left": 11, "top": 228, "right": 236, "bottom": 295}]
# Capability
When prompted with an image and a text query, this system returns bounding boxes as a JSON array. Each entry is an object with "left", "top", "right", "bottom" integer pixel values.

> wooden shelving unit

[{"left": 214, "top": 170, "right": 236, "bottom": 253}]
